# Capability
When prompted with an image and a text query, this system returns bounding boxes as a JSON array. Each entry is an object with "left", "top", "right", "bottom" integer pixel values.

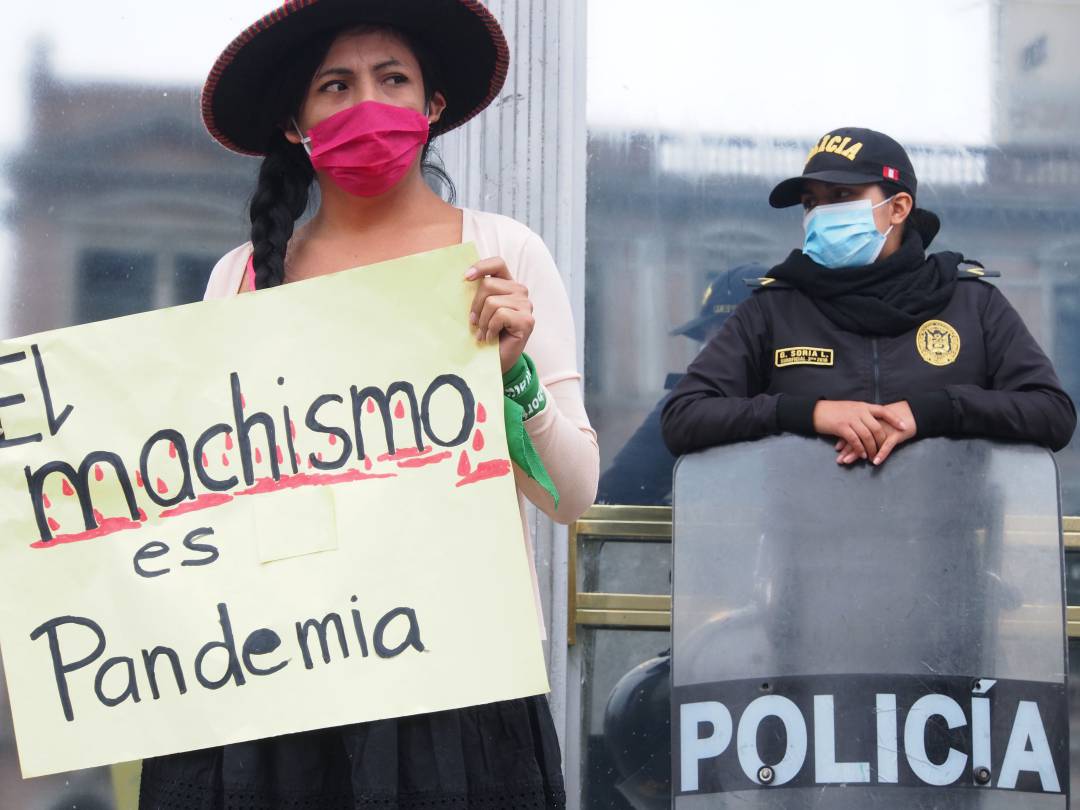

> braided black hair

[
  {"left": 250, "top": 133, "right": 315, "bottom": 288},
  {"left": 248, "top": 25, "right": 455, "bottom": 290}
]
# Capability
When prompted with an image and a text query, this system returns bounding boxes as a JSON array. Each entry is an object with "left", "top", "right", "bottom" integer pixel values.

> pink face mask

[{"left": 297, "top": 100, "right": 430, "bottom": 197}]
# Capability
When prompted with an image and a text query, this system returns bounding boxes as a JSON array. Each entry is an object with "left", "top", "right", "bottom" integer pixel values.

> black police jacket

[{"left": 660, "top": 273, "right": 1076, "bottom": 455}]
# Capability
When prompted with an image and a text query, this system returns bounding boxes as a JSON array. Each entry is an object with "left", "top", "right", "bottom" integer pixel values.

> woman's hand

[
  {"left": 466, "top": 257, "right": 535, "bottom": 374},
  {"left": 813, "top": 400, "right": 908, "bottom": 463},
  {"left": 833, "top": 400, "right": 917, "bottom": 465}
]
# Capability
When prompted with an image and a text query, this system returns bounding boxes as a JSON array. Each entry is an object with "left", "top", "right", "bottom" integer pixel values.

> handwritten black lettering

[
  {"left": 181, "top": 528, "right": 219, "bottom": 567},
  {"left": 0, "top": 351, "right": 43, "bottom": 450},
  {"left": 133, "top": 541, "right": 171, "bottom": 578},
  {"left": 30, "top": 615, "right": 106, "bottom": 722}
]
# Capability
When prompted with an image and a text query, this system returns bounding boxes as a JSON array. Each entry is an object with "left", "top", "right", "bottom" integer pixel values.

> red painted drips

[
  {"left": 294, "top": 452, "right": 301, "bottom": 466},
  {"left": 317, "top": 452, "right": 324, "bottom": 461},
  {"left": 47, "top": 517, "right": 60, "bottom": 532},
  {"left": 94, "top": 465, "right": 104, "bottom": 482},
  {"left": 290, "top": 420, "right": 297, "bottom": 440},
  {"left": 394, "top": 401, "right": 406, "bottom": 419},
  {"left": 160, "top": 493, "right": 233, "bottom": 519},
  {"left": 477, "top": 403, "right": 487, "bottom": 423},
  {"left": 135, "top": 470, "right": 144, "bottom": 488},
  {"left": 276, "top": 445, "right": 284, "bottom": 464},
  {"left": 397, "top": 451, "right": 452, "bottom": 469},
  {"left": 366, "top": 399, "right": 376, "bottom": 414},
  {"left": 32, "top": 514, "right": 143, "bottom": 549},
  {"left": 255, "top": 448, "right": 263, "bottom": 464},
  {"left": 156, "top": 478, "right": 169, "bottom": 494},
  {"left": 138, "top": 508, "right": 148, "bottom": 522},
  {"left": 240, "top": 393, "right": 246, "bottom": 409},
  {"left": 364, "top": 457, "right": 373, "bottom": 471},
  {"left": 456, "top": 459, "right": 512, "bottom": 488},
  {"left": 377, "top": 447, "right": 431, "bottom": 462},
  {"left": 168, "top": 442, "right": 177, "bottom": 459},
  {"left": 42, "top": 493, "right": 51, "bottom": 509},
  {"left": 225, "top": 434, "right": 234, "bottom": 450},
  {"left": 235, "top": 469, "right": 396, "bottom": 497},
  {"left": 202, "top": 452, "right": 209, "bottom": 467},
  {"left": 329, "top": 434, "right": 337, "bottom": 445},
  {"left": 62, "top": 480, "right": 74, "bottom": 497},
  {"left": 457, "top": 451, "right": 471, "bottom": 477},
  {"left": 222, "top": 453, "right": 230, "bottom": 467},
  {"left": 473, "top": 431, "right": 485, "bottom": 451}
]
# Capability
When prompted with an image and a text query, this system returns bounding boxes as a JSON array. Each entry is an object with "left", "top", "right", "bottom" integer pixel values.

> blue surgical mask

[{"left": 802, "top": 197, "right": 895, "bottom": 269}]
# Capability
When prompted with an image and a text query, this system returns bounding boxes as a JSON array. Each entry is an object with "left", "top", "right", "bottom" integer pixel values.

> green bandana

[{"left": 502, "top": 354, "right": 559, "bottom": 508}]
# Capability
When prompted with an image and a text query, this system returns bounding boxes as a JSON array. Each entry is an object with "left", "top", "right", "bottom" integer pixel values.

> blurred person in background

[{"left": 597, "top": 264, "right": 762, "bottom": 505}]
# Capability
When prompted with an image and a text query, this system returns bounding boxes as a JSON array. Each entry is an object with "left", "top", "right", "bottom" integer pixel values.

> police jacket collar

[{"left": 766, "top": 230, "right": 962, "bottom": 337}]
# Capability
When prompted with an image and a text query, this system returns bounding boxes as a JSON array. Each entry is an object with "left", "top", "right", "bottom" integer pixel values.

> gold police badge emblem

[{"left": 916, "top": 320, "right": 960, "bottom": 366}]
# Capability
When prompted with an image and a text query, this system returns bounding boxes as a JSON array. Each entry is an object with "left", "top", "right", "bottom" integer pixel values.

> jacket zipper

[{"left": 871, "top": 338, "right": 882, "bottom": 404}]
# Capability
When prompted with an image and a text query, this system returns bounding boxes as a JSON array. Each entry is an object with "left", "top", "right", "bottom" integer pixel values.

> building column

[{"left": 436, "top": 0, "right": 588, "bottom": 767}]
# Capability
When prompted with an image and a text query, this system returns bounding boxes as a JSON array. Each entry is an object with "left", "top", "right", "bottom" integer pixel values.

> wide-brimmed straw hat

[{"left": 202, "top": 0, "right": 509, "bottom": 156}]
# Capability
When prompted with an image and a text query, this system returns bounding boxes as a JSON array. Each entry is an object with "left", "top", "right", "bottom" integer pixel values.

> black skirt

[{"left": 138, "top": 695, "right": 566, "bottom": 810}]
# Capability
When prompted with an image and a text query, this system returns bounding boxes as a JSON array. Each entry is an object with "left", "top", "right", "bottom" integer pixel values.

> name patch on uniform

[
  {"left": 916, "top": 320, "right": 960, "bottom": 366},
  {"left": 775, "top": 347, "right": 834, "bottom": 368}
]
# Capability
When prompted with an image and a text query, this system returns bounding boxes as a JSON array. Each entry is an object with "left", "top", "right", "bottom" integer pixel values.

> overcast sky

[
  {"left": 587, "top": 0, "right": 993, "bottom": 143},
  {"left": 0, "top": 0, "right": 994, "bottom": 147},
  {"left": 0, "top": 0, "right": 994, "bottom": 336}
]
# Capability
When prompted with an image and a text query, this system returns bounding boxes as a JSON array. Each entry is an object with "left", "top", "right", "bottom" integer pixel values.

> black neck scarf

[{"left": 767, "top": 229, "right": 962, "bottom": 337}]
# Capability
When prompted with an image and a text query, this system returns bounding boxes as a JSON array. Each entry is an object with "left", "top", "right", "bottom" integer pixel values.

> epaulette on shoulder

[
  {"left": 958, "top": 258, "right": 1000, "bottom": 280},
  {"left": 744, "top": 277, "right": 791, "bottom": 290}
]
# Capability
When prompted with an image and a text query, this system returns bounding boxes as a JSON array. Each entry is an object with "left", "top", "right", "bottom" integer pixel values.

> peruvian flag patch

[{"left": 883, "top": 165, "right": 901, "bottom": 181}]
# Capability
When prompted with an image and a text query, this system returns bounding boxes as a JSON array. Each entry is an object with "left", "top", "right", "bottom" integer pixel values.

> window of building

[
  {"left": 173, "top": 253, "right": 219, "bottom": 304},
  {"left": 75, "top": 250, "right": 157, "bottom": 324}
]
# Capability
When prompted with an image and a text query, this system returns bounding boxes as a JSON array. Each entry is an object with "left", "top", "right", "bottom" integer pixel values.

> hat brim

[
  {"left": 769, "top": 169, "right": 901, "bottom": 208},
  {"left": 202, "top": 0, "right": 509, "bottom": 156},
  {"left": 670, "top": 313, "right": 728, "bottom": 340}
]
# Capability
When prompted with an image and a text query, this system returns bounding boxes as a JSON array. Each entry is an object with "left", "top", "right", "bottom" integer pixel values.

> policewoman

[
  {"left": 661, "top": 127, "right": 1076, "bottom": 463},
  {"left": 138, "top": 0, "right": 598, "bottom": 807}
]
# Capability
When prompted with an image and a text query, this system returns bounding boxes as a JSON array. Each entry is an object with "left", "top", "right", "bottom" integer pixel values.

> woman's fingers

[
  {"left": 840, "top": 426, "right": 865, "bottom": 459},
  {"left": 464, "top": 257, "right": 535, "bottom": 373},
  {"left": 486, "top": 307, "right": 534, "bottom": 342},
  {"left": 465, "top": 257, "right": 512, "bottom": 281},
  {"left": 850, "top": 419, "right": 878, "bottom": 459},
  {"left": 861, "top": 412, "right": 888, "bottom": 451},
  {"left": 469, "top": 278, "right": 521, "bottom": 324},
  {"left": 475, "top": 293, "right": 532, "bottom": 341},
  {"left": 487, "top": 307, "right": 535, "bottom": 372},
  {"left": 873, "top": 432, "right": 903, "bottom": 466},
  {"left": 869, "top": 404, "right": 908, "bottom": 432},
  {"left": 836, "top": 440, "right": 861, "bottom": 464}
]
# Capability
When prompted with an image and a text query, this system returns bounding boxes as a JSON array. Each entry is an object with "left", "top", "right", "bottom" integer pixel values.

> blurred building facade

[{"left": 4, "top": 45, "right": 253, "bottom": 337}]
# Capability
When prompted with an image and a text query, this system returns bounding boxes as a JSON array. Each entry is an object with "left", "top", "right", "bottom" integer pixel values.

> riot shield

[{"left": 672, "top": 436, "right": 1067, "bottom": 809}]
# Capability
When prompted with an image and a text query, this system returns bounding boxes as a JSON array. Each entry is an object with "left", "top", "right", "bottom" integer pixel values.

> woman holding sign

[{"left": 138, "top": 1, "right": 597, "bottom": 808}]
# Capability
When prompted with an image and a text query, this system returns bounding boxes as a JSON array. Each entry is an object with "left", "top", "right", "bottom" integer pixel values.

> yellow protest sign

[{"left": 0, "top": 243, "right": 549, "bottom": 778}]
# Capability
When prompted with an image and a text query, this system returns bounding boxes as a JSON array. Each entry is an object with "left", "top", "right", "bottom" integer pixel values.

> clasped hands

[{"left": 812, "top": 400, "right": 917, "bottom": 466}]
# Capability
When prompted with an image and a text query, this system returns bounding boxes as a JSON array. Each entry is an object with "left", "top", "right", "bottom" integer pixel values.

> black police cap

[
  {"left": 769, "top": 126, "right": 941, "bottom": 246},
  {"left": 670, "top": 264, "right": 764, "bottom": 340}
]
